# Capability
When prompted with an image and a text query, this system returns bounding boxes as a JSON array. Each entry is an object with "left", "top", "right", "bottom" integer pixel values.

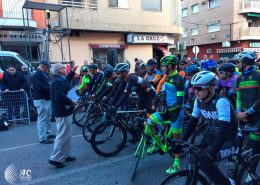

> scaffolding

[{"left": 22, "top": 1, "right": 71, "bottom": 65}]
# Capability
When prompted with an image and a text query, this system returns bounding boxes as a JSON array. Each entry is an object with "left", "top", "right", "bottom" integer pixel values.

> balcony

[
  {"left": 239, "top": 27, "right": 260, "bottom": 40},
  {"left": 60, "top": 0, "right": 98, "bottom": 10},
  {"left": 0, "top": 0, "right": 36, "bottom": 28},
  {"left": 240, "top": 0, "right": 260, "bottom": 14}
]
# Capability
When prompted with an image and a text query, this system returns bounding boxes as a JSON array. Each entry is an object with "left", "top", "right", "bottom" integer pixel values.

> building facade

[
  {"left": 46, "top": 0, "right": 183, "bottom": 69},
  {"left": 180, "top": 0, "right": 260, "bottom": 60},
  {"left": 0, "top": 0, "right": 46, "bottom": 62}
]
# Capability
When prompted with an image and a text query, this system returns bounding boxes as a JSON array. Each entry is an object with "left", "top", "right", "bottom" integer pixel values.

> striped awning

[
  {"left": 217, "top": 47, "right": 243, "bottom": 54},
  {"left": 243, "top": 48, "right": 260, "bottom": 53}
]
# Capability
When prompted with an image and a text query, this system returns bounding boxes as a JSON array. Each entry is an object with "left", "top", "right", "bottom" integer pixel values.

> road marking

[
  {"left": 18, "top": 154, "right": 133, "bottom": 185},
  {"left": 0, "top": 134, "right": 82, "bottom": 153}
]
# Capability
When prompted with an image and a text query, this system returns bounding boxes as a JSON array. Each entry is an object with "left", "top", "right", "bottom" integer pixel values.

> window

[
  {"left": 109, "top": 0, "right": 128, "bottom": 8},
  {"left": 0, "top": 56, "right": 23, "bottom": 71},
  {"left": 208, "top": 0, "right": 220, "bottom": 9},
  {"left": 207, "top": 21, "right": 220, "bottom": 32},
  {"left": 183, "top": 28, "right": 188, "bottom": 37},
  {"left": 191, "top": 26, "right": 198, "bottom": 36},
  {"left": 141, "top": 0, "right": 161, "bottom": 12},
  {"left": 191, "top": 4, "right": 199, "bottom": 14},
  {"left": 182, "top": 8, "right": 188, "bottom": 17}
]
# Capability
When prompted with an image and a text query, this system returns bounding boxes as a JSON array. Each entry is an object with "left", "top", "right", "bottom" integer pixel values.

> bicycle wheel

[
  {"left": 85, "top": 113, "right": 108, "bottom": 133},
  {"left": 73, "top": 103, "right": 90, "bottom": 127},
  {"left": 161, "top": 170, "right": 209, "bottom": 185},
  {"left": 90, "top": 121, "right": 127, "bottom": 157},
  {"left": 131, "top": 135, "right": 146, "bottom": 179},
  {"left": 83, "top": 113, "right": 104, "bottom": 142},
  {"left": 237, "top": 154, "right": 260, "bottom": 185}
]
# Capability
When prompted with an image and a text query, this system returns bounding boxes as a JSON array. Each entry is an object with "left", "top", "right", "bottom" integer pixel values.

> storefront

[
  {"left": 244, "top": 42, "right": 260, "bottom": 58},
  {"left": 0, "top": 30, "right": 43, "bottom": 62},
  {"left": 127, "top": 33, "right": 173, "bottom": 62}
]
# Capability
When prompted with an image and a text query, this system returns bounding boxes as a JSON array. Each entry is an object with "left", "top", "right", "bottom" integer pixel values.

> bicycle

[
  {"left": 160, "top": 127, "right": 260, "bottom": 185},
  {"left": 90, "top": 109, "right": 146, "bottom": 157}
]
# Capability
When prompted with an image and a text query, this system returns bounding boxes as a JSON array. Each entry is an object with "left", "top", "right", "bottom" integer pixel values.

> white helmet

[{"left": 191, "top": 71, "right": 218, "bottom": 86}]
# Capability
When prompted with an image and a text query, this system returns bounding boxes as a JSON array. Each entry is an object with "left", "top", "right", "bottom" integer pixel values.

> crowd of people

[{"left": 0, "top": 51, "right": 259, "bottom": 184}]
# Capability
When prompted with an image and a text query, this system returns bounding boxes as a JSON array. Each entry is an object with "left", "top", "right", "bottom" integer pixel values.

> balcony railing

[
  {"left": 240, "top": 0, "right": 260, "bottom": 14},
  {"left": 239, "top": 27, "right": 260, "bottom": 40},
  {"left": 61, "top": 0, "right": 98, "bottom": 10},
  {"left": 1, "top": 0, "right": 32, "bottom": 19}
]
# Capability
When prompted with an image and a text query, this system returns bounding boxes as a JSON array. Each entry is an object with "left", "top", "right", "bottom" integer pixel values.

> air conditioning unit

[
  {"left": 207, "top": 49, "right": 212, "bottom": 54},
  {"left": 211, "top": 34, "right": 216, "bottom": 39},
  {"left": 201, "top": 0, "right": 207, "bottom": 5}
]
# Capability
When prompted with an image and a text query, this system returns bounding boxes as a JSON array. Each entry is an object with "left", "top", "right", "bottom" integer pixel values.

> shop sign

[
  {"left": 89, "top": 44, "right": 128, "bottom": 49},
  {"left": 249, "top": 42, "right": 260, "bottom": 48},
  {"left": 127, "top": 34, "right": 174, "bottom": 44},
  {"left": 0, "top": 31, "right": 43, "bottom": 42}
]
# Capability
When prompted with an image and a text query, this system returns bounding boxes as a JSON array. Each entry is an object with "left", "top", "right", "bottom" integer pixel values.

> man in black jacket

[
  {"left": 49, "top": 63, "right": 77, "bottom": 169},
  {"left": 2, "top": 65, "right": 28, "bottom": 122},
  {"left": 32, "top": 61, "right": 55, "bottom": 144}
]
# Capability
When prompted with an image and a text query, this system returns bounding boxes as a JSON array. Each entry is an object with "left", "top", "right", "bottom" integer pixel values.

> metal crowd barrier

[{"left": 0, "top": 90, "right": 30, "bottom": 124}]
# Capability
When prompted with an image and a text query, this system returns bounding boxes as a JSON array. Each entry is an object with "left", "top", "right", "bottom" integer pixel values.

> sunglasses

[
  {"left": 236, "top": 60, "right": 241, "bottom": 64},
  {"left": 219, "top": 71, "right": 226, "bottom": 74},
  {"left": 9, "top": 69, "right": 15, "bottom": 72},
  {"left": 193, "top": 86, "right": 209, "bottom": 91},
  {"left": 22, "top": 68, "right": 28, "bottom": 70}
]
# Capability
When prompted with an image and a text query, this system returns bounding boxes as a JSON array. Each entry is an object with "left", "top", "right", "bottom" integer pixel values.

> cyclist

[
  {"left": 178, "top": 60, "right": 188, "bottom": 78},
  {"left": 183, "top": 64, "right": 200, "bottom": 113},
  {"left": 234, "top": 51, "right": 260, "bottom": 175},
  {"left": 217, "top": 63, "right": 237, "bottom": 107},
  {"left": 109, "top": 63, "right": 156, "bottom": 117},
  {"left": 144, "top": 58, "right": 161, "bottom": 88},
  {"left": 145, "top": 55, "right": 185, "bottom": 175},
  {"left": 139, "top": 63, "right": 148, "bottom": 78},
  {"left": 87, "top": 63, "right": 104, "bottom": 95},
  {"left": 76, "top": 65, "right": 91, "bottom": 95},
  {"left": 93, "top": 65, "right": 114, "bottom": 98},
  {"left": 182, "top": 71, "right": 236, "bottom": 185}
]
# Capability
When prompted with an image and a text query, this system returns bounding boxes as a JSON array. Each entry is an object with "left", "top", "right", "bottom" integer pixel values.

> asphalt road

[{"left": 0, "top": 121, "right": 238, "bottom": 185}]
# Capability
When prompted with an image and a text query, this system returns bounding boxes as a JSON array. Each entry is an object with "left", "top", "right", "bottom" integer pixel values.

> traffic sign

[{"left": 192, "top": 46, "right": 199, "bottom": 54}]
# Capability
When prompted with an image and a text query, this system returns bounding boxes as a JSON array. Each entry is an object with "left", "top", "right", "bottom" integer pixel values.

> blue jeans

[{"left": 33, "top": 99, "right": 52, "bottom": 141}]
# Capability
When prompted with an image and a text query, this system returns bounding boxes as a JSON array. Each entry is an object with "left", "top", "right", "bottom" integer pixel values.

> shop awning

[
  {"left": 244, "top": 48, "right": 260, "bottom": 53},
  {"left": 154, "top": 45, "right": 171, "bottom": 55},
  {"left": 247, "top": 13, "right": 260, "bottom": 18},
  {"left": 89, "top": 44, "right": 127, "bottom": 49},
  {"left": 217, "top": 47, "right": 243, "bottom": 54}
]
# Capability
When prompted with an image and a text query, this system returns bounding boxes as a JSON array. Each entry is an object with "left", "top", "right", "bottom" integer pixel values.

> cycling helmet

[
  {"left": 218, "top": 63, "right": 236, "bottom": 73},
  {"left": 147, "top": 58, "right": 157, "bottom": 66},
  {"left": 103, "top": 65, "right": 114, "bottom": 78},
  {"left": 81, "top": 65, "right": 89, "bottom": 72},
  {"left": 114, "top": 63, "right": 130, "bottom": 72},
  {"left": 140, "top": 63, "right": 147, "bottom": 70},
  {"left": 202, "top": 60, "right": 218, "bottom": 71},
  {"left": 88, "top": 63, "right": 98, "bottom": 70},
  {"left": 191, "top": 71, "right": 218, "bottom": 86},
  {"left": 227, "top": 59, "right": 236, "bottom": 65},
  {"left": 233, "top": 51, "right": 257, "bottom": 65},
  {"left": 160, "top": 55, "right": 178, "bottom": 66},
  {"left": 185, "top": 64, "right": 200, "bottom": 74},
  {"left": 217, "top": 58, "right": 224, "bottom": 64}
]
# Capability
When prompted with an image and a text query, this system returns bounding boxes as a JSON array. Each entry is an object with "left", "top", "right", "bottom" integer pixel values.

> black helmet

[
  {"left": 233, "top": 51, "right": 257, "bottom": 65},
  {"left": 81, "top": 65, "right": 89, "bottom": 72},
  {"left": 227, "top": 59, "right": 236, "bottom": 65},
  {"left": 147, "top": 58, "right": 157, "bottom": 66},
  {"left": 140, "top": 63, "right": 147, "bottom": 70},
  {"left": 179, "top": 59, "right": 188, "bottom": 65},
  {"left": 88, "top": 63, "right": 98, "bottom": 70},
  {"left": 218, "top": 63, "right": 236, "bottom": 73},
  {"left": 103, "top": 65, "right": 114, "bottom": 78},
  {"left": 114, "top": 63, "right": 130, "bottom": 73}
]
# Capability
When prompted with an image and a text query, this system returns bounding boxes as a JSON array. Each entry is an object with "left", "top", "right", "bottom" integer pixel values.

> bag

[{"left": 0, "top": 118, "right": 8, "bottom": 131}]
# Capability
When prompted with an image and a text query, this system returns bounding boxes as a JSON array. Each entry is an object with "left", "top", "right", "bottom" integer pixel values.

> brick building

[{"left": 180, "top": 0, "right": 260, "bottom": 60}]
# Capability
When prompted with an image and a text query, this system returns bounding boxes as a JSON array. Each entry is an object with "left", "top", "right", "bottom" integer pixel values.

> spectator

[
  {"left": 199, "top": 54, "right": 208, "bottom": 67},
  {"left": 134, "top": 59, "right": 142, "bottom": 76},
  {"left": 178, "top": 60, "right": 188, "bottom": 78},
  {"left": 32, "top": 61, "right": 55, "bottom": 144},
  {"left": 139, "top": 63, "right": 148, "bottom": 78},
  {"left": 21, "top": 65, "right": 32, "bottom": 93},
  {"left": 49, "top": 63, "right": 77, "bottom": 169},
  {"left": 2, "top": 65, "right": 28, "bottom": 122}
]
